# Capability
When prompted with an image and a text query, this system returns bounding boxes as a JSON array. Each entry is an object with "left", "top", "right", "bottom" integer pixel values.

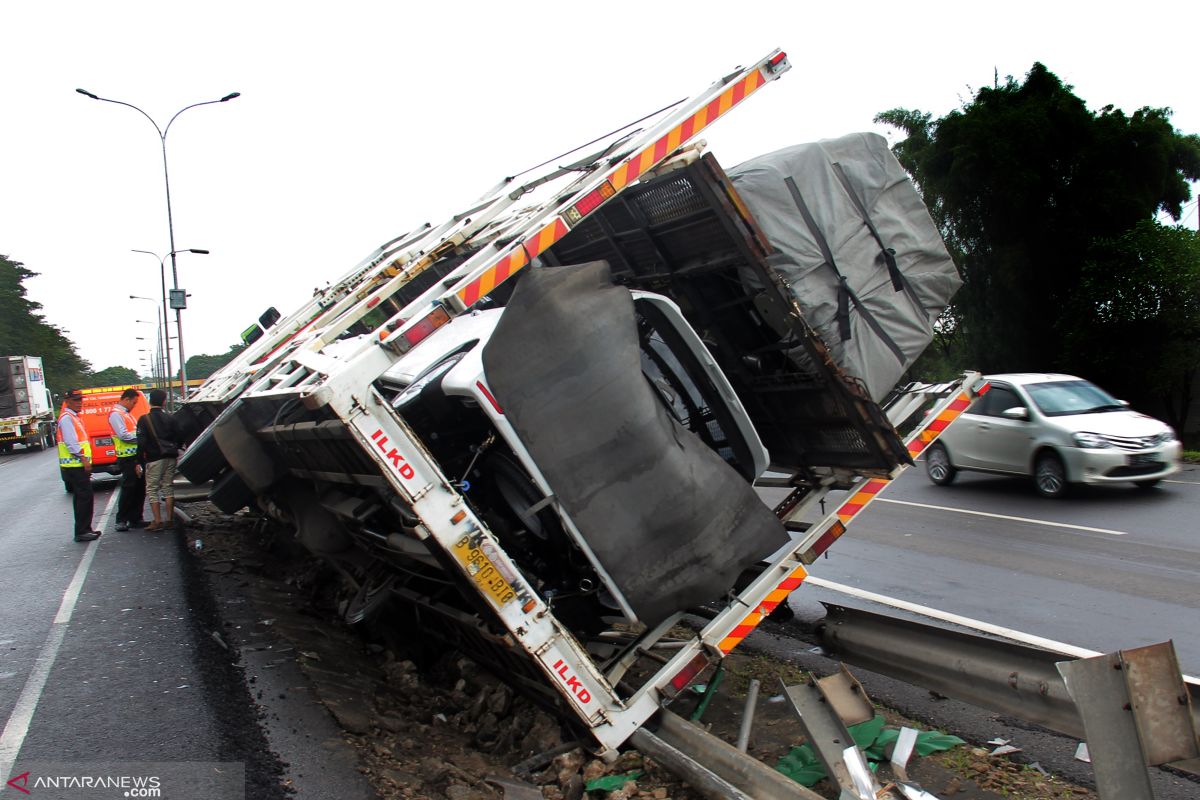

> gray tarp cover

[
  {"left": 728, "top": 132, "right": 961, "bottom": 402},
  {"left": 481, "top": 263, "right": 787, "bottom": 627}
]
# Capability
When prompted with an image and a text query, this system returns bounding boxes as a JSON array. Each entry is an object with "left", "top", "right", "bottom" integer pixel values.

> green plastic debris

[
  {"left": 775, "top": 744, "right": 826, "bottom": 787},
  {"left": 912, "top": 729, "right": 966, "bottom": 755},
  {"left": 584, "top": 771, "right": 643, "bottom": 792},
  {"left": 775, "top": 715, "right": 966, "bottom": 787},
  {"left": 849, "top": 714, "right": 886, "bottom": 751}
]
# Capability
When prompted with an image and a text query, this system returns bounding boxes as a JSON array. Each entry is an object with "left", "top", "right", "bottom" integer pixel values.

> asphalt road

[
  {"left": 4, "top": 442, "right": 1197, "bottom": 796},
  {"left": 0, "top": 447, "right": 282, "bottom": 799},
  {"left": 788, "top": 459, "right": 1200, "bottom": 675}
]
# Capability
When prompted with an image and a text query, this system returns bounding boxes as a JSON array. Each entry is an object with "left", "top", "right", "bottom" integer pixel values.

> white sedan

[{"left": 925, "top": 373, "right": 1181, "bottom": 497}]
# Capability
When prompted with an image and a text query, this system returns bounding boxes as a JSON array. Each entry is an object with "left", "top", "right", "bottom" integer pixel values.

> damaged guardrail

[{"left": 817, "top": 602, "right": 1200, "bottom": 796}]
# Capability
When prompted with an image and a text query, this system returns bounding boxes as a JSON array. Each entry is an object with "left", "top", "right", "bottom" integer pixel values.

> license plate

[
  {"left": 1128, "top": 454, "right": 1161, "bottom": 468},
  {"left": 95, "top": 437, "right": 114, "bottom": 446},
  {"left": 452, "top": 535, "right": 517, "bottom": 607},
  {"left": 0, "top": 425, "right": 15, "bottom": 434}
]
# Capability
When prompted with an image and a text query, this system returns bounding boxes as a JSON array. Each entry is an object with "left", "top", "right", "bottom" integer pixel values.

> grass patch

[{"left": 720, "top": 652, "right": 811, "bottom": 696}]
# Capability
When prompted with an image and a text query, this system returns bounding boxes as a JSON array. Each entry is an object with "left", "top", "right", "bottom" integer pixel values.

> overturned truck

[{"left": 176, "top": 50, "right": 978, "bottom": 755}]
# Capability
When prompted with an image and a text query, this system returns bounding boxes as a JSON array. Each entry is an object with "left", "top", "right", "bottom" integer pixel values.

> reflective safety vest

[
  {"left": 57, "top": 411, "right": 92, "bottom": 468},
  {"left": 110, "top": 405, "right": 138, "bottom": 458}
]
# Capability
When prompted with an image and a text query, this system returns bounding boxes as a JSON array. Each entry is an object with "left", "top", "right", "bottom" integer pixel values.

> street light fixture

[
  {"left": 134, "top": 325, "right": 164, "bottom": 389},
  {"left": 132, "top": 296, "right": 168, "bottom": 394},
  {"left": 131, "top": 249, "right": 207, "bottom": 403},
  {"left": 77, "top": 87, "right": 239, "bottom": 399}
]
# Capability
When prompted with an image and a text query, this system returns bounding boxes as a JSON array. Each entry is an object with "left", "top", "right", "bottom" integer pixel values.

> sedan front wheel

[
  {"left": 1034, "top": 452, "right": 1068, "bottom": 498},
  {"left": 925, "top": 442, "right": 957, "bottom": 486}
]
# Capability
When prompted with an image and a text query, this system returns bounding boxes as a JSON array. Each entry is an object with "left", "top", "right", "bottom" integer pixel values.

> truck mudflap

[{"left": 481, "top": 262, "right": 787, "bottom": 627}]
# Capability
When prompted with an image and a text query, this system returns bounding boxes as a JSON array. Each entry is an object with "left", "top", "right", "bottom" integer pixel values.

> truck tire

[
  {"left": 210, "top": 469, "right": 255, "bottom": 514},
  {"left": 177, "top": 429, "right": 228, "bottom": 484},
  {"left": 212, "top": 409, "right": 282, "bottom": 494}
]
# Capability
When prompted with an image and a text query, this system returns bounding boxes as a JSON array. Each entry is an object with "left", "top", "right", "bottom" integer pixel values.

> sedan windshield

[{"left": 1024, "top": 380, "right": 1124, "bottom": 417}]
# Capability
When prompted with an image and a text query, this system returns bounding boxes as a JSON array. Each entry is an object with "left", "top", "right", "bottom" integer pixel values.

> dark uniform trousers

[
  {"left": 116, "top": 455, "right": 146, "bottom": 524},
  {"left": 61, "top": 467, "right": 95, "bottom": 537}
]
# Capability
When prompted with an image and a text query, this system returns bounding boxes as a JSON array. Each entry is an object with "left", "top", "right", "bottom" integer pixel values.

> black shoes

[
  {"left": 130, "top": 519, "right": 148, "bottom": 529},
  {"left": 115, "top": 521, "right": 130, "bottom": 532},
  {"left": 74, "top": 531, "right": 101, "bottom": 542}
]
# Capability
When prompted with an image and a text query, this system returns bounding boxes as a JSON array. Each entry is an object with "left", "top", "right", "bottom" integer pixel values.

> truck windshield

[{"left": 1024, "top": 380, "right": 1124, "bottom": 417}]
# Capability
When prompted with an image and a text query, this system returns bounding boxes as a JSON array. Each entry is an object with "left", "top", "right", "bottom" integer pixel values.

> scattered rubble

[{"left": 182, "top": 501, "right": 1099, "bottom": 800}]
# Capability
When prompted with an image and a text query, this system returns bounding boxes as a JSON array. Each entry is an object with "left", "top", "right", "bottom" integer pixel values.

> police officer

[
  {"left": 109, "top": 388, "right": 147, "bottom": 531},
  {"left": 58, "top": 389, "right": 100, "bottom": 542}
]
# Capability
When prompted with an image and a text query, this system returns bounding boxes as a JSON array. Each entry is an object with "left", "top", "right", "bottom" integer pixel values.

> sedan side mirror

[{"left": 1001, "top": 406, "right": 1029, "bottom": 421}]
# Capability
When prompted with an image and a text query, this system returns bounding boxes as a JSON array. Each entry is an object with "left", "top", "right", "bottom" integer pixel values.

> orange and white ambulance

[{"left": 58, "top": 385, "right": 150, "bottom": 479}]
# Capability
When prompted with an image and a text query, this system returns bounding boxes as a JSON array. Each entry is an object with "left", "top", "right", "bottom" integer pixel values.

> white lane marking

[
  {"left": 803, "top": 575, "right": 1199, "bottom": 684},
  {"left": 875, "top": 497, "right": 1129, "bottom": 536},
  {"left": 0, "top": 489, "right": 118, "bottom": 779},
  {"left": 1164, "top": 478, "right": 1200, "bottom": 485}
]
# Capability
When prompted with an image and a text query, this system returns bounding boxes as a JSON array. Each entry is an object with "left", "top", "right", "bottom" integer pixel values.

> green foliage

[
  {"left": 186, "top": 344, "right": 246, "bottom": 380},
  {"left": 775, "top": 715, "right": 965, "bottom": 788},
  {"left": 876, "top": 64, "right": 1200, "bottom": 398},
  {"left": 0, "top": 253, "right": 91, "bottom": 392},
  {"left": 1062, "top": 220, "right": 1200, "bottom": 431},
  {"left": 84, "top": 366, "right": 142, "bottom": 389}
]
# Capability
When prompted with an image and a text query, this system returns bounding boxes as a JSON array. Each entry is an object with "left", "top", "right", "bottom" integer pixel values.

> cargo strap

[
  {"left": 830, "top": 162, "right": 928, "bottom": 321},
  {"left": 782, "top": 176, "right": 906, "bottom": 364}
]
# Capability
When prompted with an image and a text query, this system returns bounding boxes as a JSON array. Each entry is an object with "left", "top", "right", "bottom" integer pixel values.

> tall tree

[
  {"left": 876, "top": 64, "right": 1200, "bottom": 377},
  {"left": 1062, "top": 220, "right": 1200, "bottom": 432},
  {"left": 186, "top": 344, "right": 246, "bottom": 380},
  {"left": 85, "top": 366, "right": 142, "bottom": 389},
  {"left": 0, "top": 254, "right": 91, "bottom": 392}
]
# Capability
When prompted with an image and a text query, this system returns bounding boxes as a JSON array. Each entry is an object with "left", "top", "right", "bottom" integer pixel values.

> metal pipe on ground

[{"left": 736, "top": 678, "right": 760, "bottom": 753}]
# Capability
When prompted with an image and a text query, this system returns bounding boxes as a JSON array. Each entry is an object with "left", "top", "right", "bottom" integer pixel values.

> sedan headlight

[
  {"left": 1072, "top": 432, "right": 1110, "bottom": 449},
  {"left": 1154, "top": 429, "right": 1178, "bottom": 446}
]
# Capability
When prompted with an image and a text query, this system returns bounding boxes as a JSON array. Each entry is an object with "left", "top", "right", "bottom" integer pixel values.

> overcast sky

[{"left": 3, "top": 1, "right": 1197, "bottom": 377}]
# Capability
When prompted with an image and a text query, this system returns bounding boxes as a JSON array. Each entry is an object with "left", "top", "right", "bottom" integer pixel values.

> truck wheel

[
  {"left": 1034, "top": 452, "right": 1068, "bottom": 498},
  {"left": 210, "top": 470, "right": 255, "bottom": 514},
  {"left": 925, "top": 442, "right": 957, "bottom": 486},
  {"left": 177, "top": 430, "right": 227, "bottom": 484}
]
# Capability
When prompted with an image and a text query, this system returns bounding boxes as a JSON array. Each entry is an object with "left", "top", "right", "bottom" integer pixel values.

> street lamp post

[
  {"left": 77, "top": 87, "right": 239, "bottom": 400},
  {"left": 131, "top": 249, "right": 207, "bottom": 403},
  {"left": 134, "top": 339, "right": 158, "bottom": 386},
  {"left": 131, "top": 295, "right": 166, "bottom": 390},
  {"left": 135, "top": 322, "right": 169, "bottom": 389}
]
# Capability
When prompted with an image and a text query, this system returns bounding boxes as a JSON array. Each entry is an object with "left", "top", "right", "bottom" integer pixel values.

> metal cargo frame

[{"left": 179, "top": 50, "right": 987, "bottom": 753}]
